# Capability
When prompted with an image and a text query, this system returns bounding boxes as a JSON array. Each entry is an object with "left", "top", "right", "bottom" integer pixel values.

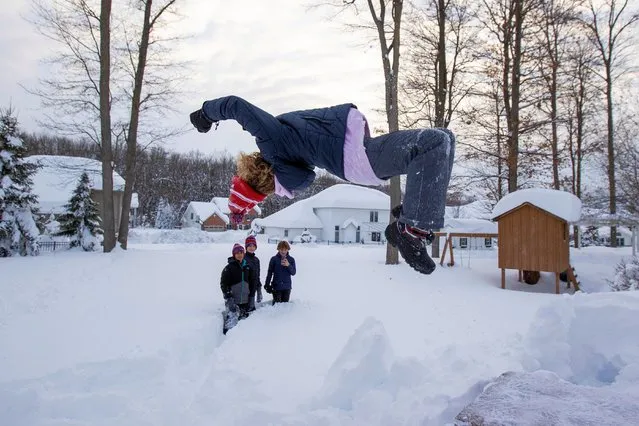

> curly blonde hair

[{"left": 236, "top": 152, "right": 275, "bottom": 195}]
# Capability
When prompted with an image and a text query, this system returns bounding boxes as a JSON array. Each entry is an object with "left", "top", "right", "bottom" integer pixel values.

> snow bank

[
  {"left": 456, "top": 370, "right": 639, "bottom": 426},
  {"left": 522, "top": 292, "right": 639, "bottom": 389},
  {"left": 127, "top": 228, "right": 250, "bottom": 245},
  {"left": 313, "top": 317, "right": 394, "bottom": 410}
]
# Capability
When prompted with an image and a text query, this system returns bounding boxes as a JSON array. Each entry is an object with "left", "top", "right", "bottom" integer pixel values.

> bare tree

[
  {"left": 117, "top": 0, "right": 179, "bottom": 249},
  {"left": 582, "top": 0, "right": 639, "bottom": 246},
  {"left": 562, "top": 35, "right": 599, "bottom": 247},
  {"left": 466, "top": 0, "right": 544, "bottom": 197},
  {"left": 617, "top": 112, "right": 639, "bottom": 218},
  {"left": 99, "top": 0, "right": 116, "bottom": 251},
  {"left": 400, "top": 0, "right": 476, "bottom": 129},
  {"left": 329, "top": 0, "right": 404, "bottom": 265},
  {"left": 534, "top": 0, "right": 582, "bottom": 190},
  {"left": 28, "top": 0, "right": 184, "bottom": 251}
]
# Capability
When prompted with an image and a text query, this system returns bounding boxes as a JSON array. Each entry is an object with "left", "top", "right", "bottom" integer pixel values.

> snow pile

[
  {"left": 456, "top": 370, "right": 639, "bottom": 425},
  {"left": 522, "top": 292, "right": 639, "bottom": 389},
  {"left": 307, "top": 317, "right": 490, "bottom": 425},
  {"left": 312, "top": 317, "right": 394, "bottom": 410},
  {"left": 127, "top": 228, "right": 252, "bottom": 245}
]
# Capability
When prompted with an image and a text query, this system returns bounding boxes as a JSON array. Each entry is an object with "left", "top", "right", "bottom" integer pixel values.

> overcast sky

[{"left": 0, "top": 0, "right": 389, "bottom": 158}]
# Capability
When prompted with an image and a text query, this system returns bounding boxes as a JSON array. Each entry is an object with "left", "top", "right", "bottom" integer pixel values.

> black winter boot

[{"left": 385, "top": 221, "right": 436, "bottom": 275}]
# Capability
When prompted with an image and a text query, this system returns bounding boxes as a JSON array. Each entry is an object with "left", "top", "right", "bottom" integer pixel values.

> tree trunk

[
  {"left": 118, "top": 0, "right": 153, "bottom": 249},
  {"left": 508, "top": 0, "right": 523, "bottom": 193},
  {"left": 550, "top": 62, "right": 560, "bottom": 190},
  {"left": 605, "top": 63, "right": 617, "bottom": 247},
  {"left": 100, "top": 0, "right": 116, "bottom": 252},
  {"left": 366, "top": 0, "right": 404, "bottom": 265},
  {"left": 435, "top": 0, "right": 447, "bottom": 128}
]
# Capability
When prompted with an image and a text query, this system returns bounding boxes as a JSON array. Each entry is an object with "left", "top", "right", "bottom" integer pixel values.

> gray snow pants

[{"left": 364, "top": 128, "right": 455, "bottom": 230}]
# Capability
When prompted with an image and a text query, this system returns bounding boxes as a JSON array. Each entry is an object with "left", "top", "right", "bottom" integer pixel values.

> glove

[
  {"left": 230, "top": 212, "right": 244, "bottom": 224},
  {"left": 264, "top": 283, "right": 272, "bottom": 294},
  {"left": 256, "top": 287, "right": 263, "bottom": 303},
  {"left": 190, "top": 109, "right": 215, "bottom": 133}
]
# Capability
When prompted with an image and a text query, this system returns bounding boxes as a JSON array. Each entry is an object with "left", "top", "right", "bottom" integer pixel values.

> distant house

[
  {"left": 596, "top": 226, "right": 633, "bottom": 247},
  {"left": 181, "top": 197, "right": 261, "bottom": 232},
  {"left": 27, "top": 155, "right": 126, "bottom": 229},
  {"left": 442, "top": 218, "right": 498, "bottom": 250},
  {"left": 442, "top": 200, "right": 498, "bottom": 250},
  {"left": 253, "top": 184, "right": 391, "bottom": 243}
]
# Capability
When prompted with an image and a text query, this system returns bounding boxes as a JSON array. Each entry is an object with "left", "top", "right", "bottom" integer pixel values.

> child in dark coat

[
  {"left": 243, "top": 234, "right": 262, "bottom": 309},
  {"left": 190, "top": 96, "right": 455, "bottom": 275},
  {"left": 220, "top": 243, "right": 256, "bottom": 333},
  {"left": 265, "top": 240, "right": 296, "bottom": 304}
]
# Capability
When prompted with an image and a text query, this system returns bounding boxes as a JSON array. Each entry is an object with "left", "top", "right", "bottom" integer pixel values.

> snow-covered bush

[
  {"left": 0, "top": 109, "right": 40, "bottom": 257},
  {"left": 294, "top": 228, "right": 317, "bottom": 243},
  {"left": 609, "top": 256, "right": 639, "bottom": 291},
  {"left": 55, "top": 172, "right": 103, "bottom": 251}
]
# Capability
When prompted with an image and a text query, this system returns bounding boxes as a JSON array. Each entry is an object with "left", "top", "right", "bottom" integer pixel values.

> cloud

[{"left": 1, "top": 0, "right": 390, "bottom": 157}]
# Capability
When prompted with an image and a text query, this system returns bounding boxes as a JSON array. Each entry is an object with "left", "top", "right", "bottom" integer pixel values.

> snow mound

[
  {"left": 313, "top": 317, "right": 394, "bottom": 410},
  {"left": 127, "top": 228, "right": 250, "bottom": 245},
  {"left": 522, "top": 292, "right": 639, "bottom": 388},
  {"left": 455, "top": 370, "right": 639, "bottom": 426}
]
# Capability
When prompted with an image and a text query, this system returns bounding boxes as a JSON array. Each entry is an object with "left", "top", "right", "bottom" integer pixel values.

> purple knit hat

[{"left": 232, "top": 243, "right": 245, "bottom": 255}]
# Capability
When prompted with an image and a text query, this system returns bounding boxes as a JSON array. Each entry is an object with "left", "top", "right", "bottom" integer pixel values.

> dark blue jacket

[
  {"left": 265, "top": 253, "right": 296, "bottom": 291},
  {"left": 201, "top": 96, "right": 355, "bottom": 192}
]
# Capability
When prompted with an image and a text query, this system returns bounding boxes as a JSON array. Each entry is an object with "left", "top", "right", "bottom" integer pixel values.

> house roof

[
  {"left": 189, "top": 201, "right": 230, "bottom": 225},
  {"left": 443, "top": 218, "right": 498, "bottom": 234},
  {"left": 491, "top": 188, "right": 582, "bottom": 223},
  {"left": 209, "top": 196, "right": 262, "bottom": 216},
  {"left": 254, "top": 184, "right": 390, "bottom": 229},
  {"left": 306, "top": 184, "right": 390, "bottom": 209},
  {"left": 26, "top": 155, "right": 126, "bottom": 214}
]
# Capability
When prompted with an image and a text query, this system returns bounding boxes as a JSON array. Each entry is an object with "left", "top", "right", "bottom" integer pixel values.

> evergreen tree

[
  {"left": 154, "top": 197, "right": 176, "bottom": 229},
  {"left": 0, "top": 109, "right": 40, "bottom": 257},
  {"left": 56, "top": 172, "right": 103, "bottom": 251}
]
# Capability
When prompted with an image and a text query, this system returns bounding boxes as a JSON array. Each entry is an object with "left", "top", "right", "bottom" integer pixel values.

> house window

[
  {"left": 460, "top": 237, "right": 468, "bottom": 249},
  {"left": 371, "top": 232, "right": 381, "bottom": 242},
  {"left": 356, "top": 226, "right": 360, "bottom": 243},
  {"left": 335, "top": 225, "right": 340, "bottom": 243},
  {"left": 190, "top": 212, "right": 194, "bottom": 220},
  {"left": 484, "top": 238, "right": 492, "bottom": 248},
  {"left": 284, "top": 229, "right": 289, "bottom": 237},
  {"left": 370, "top": 211, "right": 378, "bottom": 222}
]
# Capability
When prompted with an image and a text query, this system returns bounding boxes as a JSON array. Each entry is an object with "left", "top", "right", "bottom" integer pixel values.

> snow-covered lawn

[{"left": 2, "top": 230, "right": 639, "bottom": 425}]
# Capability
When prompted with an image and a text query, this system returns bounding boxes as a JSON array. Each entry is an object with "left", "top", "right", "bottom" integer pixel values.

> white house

[
  {"left": 596, "top": 226, "right": 633, "bottom": 247},
  {"left": 27, "top": 155, "right": 127, "bottom": 229},
  {"left": 254, "top": 184, "right": 391, "bottom": 244},
  {"left": 442, "top": 218, "right": 498, "bottom": 250},
  {"left": 181, "top": 197, "right": 262, "bottom": 231}
]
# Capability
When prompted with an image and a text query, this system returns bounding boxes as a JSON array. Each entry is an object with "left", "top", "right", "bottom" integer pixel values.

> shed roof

[{"left": 491, "top": 188, "right": 581, "bottom": 223}]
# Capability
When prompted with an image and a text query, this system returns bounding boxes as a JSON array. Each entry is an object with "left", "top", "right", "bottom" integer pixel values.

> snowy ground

[{"left": 2, "top": 229, "right": 639, "bottom": 425}]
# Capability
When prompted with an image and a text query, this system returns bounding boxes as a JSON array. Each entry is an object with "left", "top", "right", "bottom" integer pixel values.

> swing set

[{"left": 437, "top": 232, "right": 499, "bottom": 267}]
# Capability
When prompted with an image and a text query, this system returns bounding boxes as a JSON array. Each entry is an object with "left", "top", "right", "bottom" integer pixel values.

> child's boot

[{"left": 385, "top": 220, "right": 436, "bottom": 274}]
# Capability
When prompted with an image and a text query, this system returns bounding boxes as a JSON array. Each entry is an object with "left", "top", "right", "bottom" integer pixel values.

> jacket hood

[{"left": 227, "top": 256, "right": 245, "bottom": 265}]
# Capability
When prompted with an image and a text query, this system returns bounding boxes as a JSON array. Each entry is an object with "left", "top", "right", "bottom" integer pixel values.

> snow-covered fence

[{"left": 39, "top": 241, "right": 71, "bottom": 252}]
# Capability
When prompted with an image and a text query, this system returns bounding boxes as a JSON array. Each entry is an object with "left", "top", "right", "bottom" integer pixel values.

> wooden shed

[{"left": 491, "top": 188, "right": 582, "bottom": 294}]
